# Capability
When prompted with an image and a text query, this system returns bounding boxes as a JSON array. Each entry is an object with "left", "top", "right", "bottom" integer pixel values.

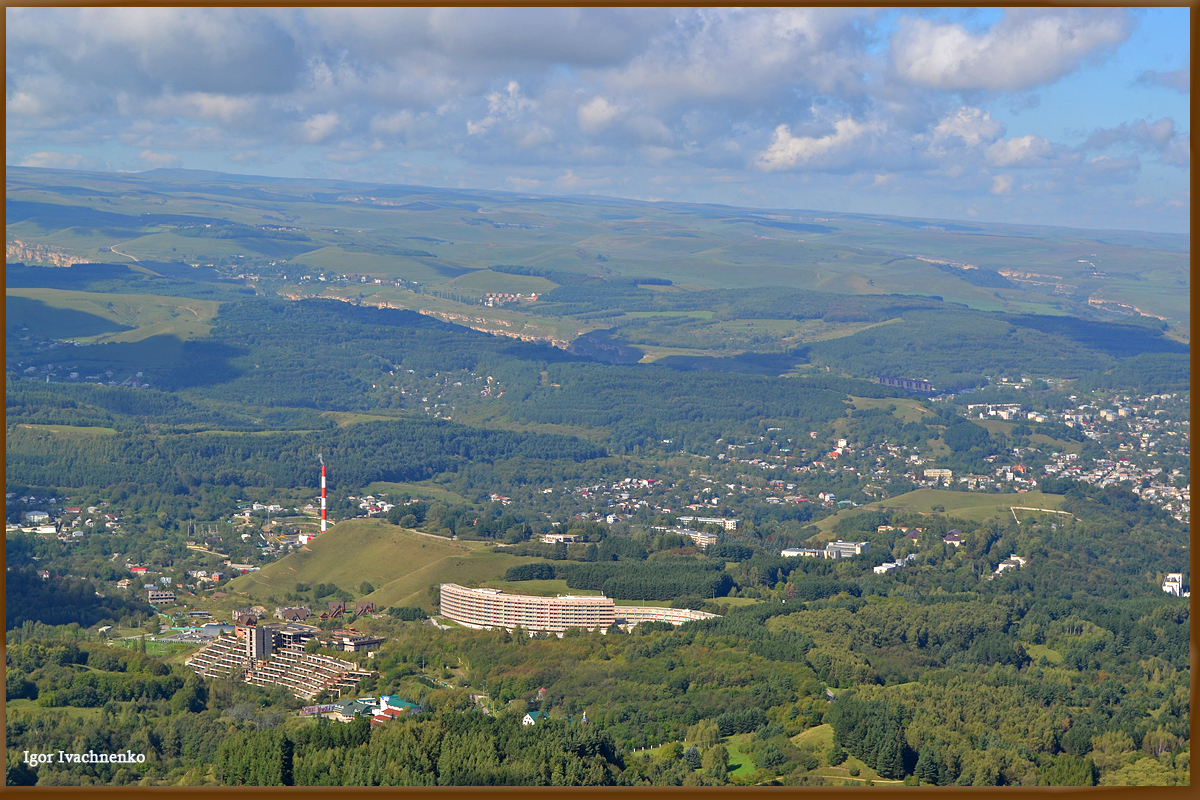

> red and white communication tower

[{"left": 318, "top": 453, "right": 327, "bottom": 534}]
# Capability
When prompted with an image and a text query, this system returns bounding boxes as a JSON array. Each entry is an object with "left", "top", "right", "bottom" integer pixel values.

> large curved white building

[{"left": 439, "top": 583, "right": 719, "bottom": 633}]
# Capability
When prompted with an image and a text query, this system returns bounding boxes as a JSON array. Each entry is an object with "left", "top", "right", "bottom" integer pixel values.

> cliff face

[{"left": 6, "top": 239, "right": 94, "bottom": 267}]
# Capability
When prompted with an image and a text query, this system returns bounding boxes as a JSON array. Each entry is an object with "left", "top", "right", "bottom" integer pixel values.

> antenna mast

[{"left": 318, "top": 453, "right": 327, "bottom": 534}]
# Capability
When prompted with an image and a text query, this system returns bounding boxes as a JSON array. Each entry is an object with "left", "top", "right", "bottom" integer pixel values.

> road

[{"left": 108, "top": 243, "right": 139, "bottom": 262}]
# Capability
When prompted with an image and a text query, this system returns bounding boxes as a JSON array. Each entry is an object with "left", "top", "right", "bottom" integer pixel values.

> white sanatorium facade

[{"left": 439, "top": 583, "right": 716, "bottom": 633}]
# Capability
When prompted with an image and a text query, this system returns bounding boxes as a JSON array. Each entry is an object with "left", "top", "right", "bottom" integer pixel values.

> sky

[{"left": 5, "top": 7, "right": 1191, "bottom": 233}]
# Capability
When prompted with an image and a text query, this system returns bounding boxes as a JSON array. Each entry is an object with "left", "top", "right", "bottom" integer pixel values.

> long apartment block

[{"left": 440, "top": 583, "right": 720, "bottom": 633}]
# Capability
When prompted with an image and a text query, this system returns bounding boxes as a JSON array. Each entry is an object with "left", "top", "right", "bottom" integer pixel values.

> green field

[
  {"left": 848, "top": 395, "right": 933, "bottom": 424},
  {"left": 813, "top": 488, "right": 1068, "bottom": 534},
  {"left": 623, "top": 310, "right": 715, "bottom": 320},
  {"left": 868, "top": 488, "right": 1066, "bottom": 521},
  {"left": 228, "top": 519, "right": 531, "bottom": 609},
  {"left": 1024, "top": 643, "right": 1064, "bottom": 664},
  {"left": 360, "top": 481, "right": 470, "bottom": 505},
  {"left": 287, "top": 246, "right": 449, "bottom": 283},
  {"left": 13, "top": 423, "right": 117, "bottom": 438},
  {"left": 322, "top": 410, "right": 408, "bottom": 427},
  {"left": 9, "top": 166, "right": 1190, "bottom": 333},
  {"left": 5, "top": 698, "right": 105, "bottom": 724},
  {"left": 723, "top": 733, "right": 758, "bottom": 778},
  {"left": 976, "top": 419, "right": 1083, "bottom": 454},
  {"left": 790, "top": 725, "right": 900, "bottom": 785},
  {"left": 447, "top": 269, "right": 559, "bottom": 294},
  {"left": 7, "top": 287, "right": 221, "bottom": 343}
]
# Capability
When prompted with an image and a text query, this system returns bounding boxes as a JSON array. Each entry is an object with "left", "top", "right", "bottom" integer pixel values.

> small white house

[
  {"left": 873, "top": 562, "right": 899, "bottom": 575},
  {"left": 1162, "top": 573, "right": 1185, "bottom": 597}
]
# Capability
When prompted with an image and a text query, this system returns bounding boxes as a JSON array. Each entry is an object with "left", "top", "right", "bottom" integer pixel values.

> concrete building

[
  {"left": 614, "top": 605, "right": 717, "bottom": 627},
  {"left": 877, "top": 376, "right": 933, "bottom": 393},
  {"left": 147, "top": 590, "right": 175, "bottom": 606},
  {"left": 873, "top": 562, "right": 899, "bottom": 575},
  {"left": 439, "top": 583, "right": 720, "bottom": 634},
  {"left": 186, "top": 620, "right": 371, "bottom": 701},
  {"left": 542, "top": 533, "right": 579, "bottom": 544},
  {"left": 825, "top": 540, "right": 871, "bottom": 558},
  {"left": 318, "top": 628, "right": 386, "bottom": 653},
  {"left": 781, "top": 548, "right": 825, "bottom": 558},
  {"left": 676, "top": 516, "right": 739, "bottom": 531},
  {"left": 1162, "top": 573, "right": 1185, "bottom": 597},
  {"left": 652, "top": 527, "right": 719, "bottom": 549},
  {"left": 994, "top": 555, "right": 1027, "bottom": 575},
  {"left": 440, "top": 584, "right": 615, "bottom": 633}
]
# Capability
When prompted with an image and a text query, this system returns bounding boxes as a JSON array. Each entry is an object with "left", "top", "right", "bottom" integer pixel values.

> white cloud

[
  {"left": 138, "top": 150, "right": 181, "bottom": 168},
  {"left": 893, "top": 9, "right": 1131, "bottom": 91},
  {"left": 578, "top": 97, "right": 622, "bottom": 134},
  {"left": 370, "top": 110, "right": 417, "bottom": 136},
  {"left": 932, "top": 107, "right": 1002, "bottom": 148},
  {"left": 505, "top": 175, "right": 544, "bottom": 190},
  {"left": 1136, "top": 62, "right": 1189, "bottom": 94},
  {"left": 1082, "top": 118, "right": 1189, "bottom": 169},
  {"left": 18, "top": 151, "right": 108, "bottom": 170},
  {"left": 143, "top": 92, "right": 255, "bottom": 125},
  {"left": 1084, "top": 118, "right": 1175, "bottom": 151},
  {"left": 517, "top": 124, "right": 555, "bottom": 149},
  {"left": 1162, "top": 135, "right": 1190, "bottom": 168},
  {"left": 755, "top": 117, "right": 880, "bottom": 171},
  {"left": 986, "top": 135, "right": 1054, "bottom": 168},
  {"left": 990, "top": 174, "right": 1014, "bottom": 194},
  {"left": 298, "top": 112, "right": 341, "bottom": 144},
  {"left": 2, "top": 7, "right": 1187, "bottom": 232},
  {"left": 556, "top": 170, "right": 611, "bottom": 190},
  {"left": 467, "top": 81, "right": 536, "bottom": 135}
]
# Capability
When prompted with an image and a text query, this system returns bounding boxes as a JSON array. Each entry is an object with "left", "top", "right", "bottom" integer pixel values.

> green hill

[
  {"left": 229, "top": 519, "right": 529, "bottom": 610},
  {"left": 813, "top": 488, "right": 1069, "bottom": 535}
]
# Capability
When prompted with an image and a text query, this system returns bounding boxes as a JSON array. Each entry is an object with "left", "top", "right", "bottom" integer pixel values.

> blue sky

[{"left": 6, "top": 7, "right": 1190, "bottom": 233}]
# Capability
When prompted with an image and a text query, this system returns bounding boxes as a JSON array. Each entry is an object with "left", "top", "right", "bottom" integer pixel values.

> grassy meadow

[{"left": 228, "top": 519, "right": 531, "bottom": 610}]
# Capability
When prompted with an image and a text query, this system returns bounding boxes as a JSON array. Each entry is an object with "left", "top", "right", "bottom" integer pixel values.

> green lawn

[
  {"left": 791, "top": 723, "right": 835, "bottom": 753},
  {"left": 789, "top": 727, "right": 902, "bottom": 786},
  {"left": 361, "top": 480, "right": 470, "bottom": 505},
  {"left": 812, "top": 488, "right": 1068, "bottom": 535},
  {"left": 229, "top": 519, "right": 531, "bottom": 609},
  {"left": 623, "top": 310, "right": 715, "bottom": 320},
  {"left": 5, "top": 699, "right": 105, "bottom": 724},
  {"left": 723, "top": 733, "right": 758, "bottom": 777},
  {"left": 13, "top": 423, "right": 117, "bottom": 439},
  {"left": 1025, "top": 643, "right": 1064, "bottom": 664},
  {"left": 446, "top": 269, "right": 559, "bottom": 294},
  {"left": 867, "top": 488, "right": 1066, "bottom": 521},
  {"left": 849, "top": 395, "right": 932, "bottom": 424},
  {"left": 7, "top": 287, "right": 220, "bottom": 343},
  {"left": 322, "top": 410, "right": 409, "bottom": 427}
]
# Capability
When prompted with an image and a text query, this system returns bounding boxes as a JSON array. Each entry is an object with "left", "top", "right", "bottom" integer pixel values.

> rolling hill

[{"left": 228, "top": 519, "right": 533, "bottom": 610}]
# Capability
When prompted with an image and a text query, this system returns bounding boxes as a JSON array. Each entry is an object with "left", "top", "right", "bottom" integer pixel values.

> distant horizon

[
  {"left": 8, "top": 162, "right": 1191, "bottom": 242},
  {"left": 7, "top": 8, "right": 1189, "bottom": 234}
]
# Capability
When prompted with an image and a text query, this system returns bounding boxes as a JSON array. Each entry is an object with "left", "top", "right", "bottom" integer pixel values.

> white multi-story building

[
  {"left": 440, "top": 584, "right": 615, "bottom": 633},
  {"left": 676, "top": 516, "right": 739, "bottom": 531},
  {"left": 439, "top": 584, "right": 719, "bottom": 633},
  {"left": 1162, "top": 573, "right": 1185, "bottom": 597},
  {"left": 824, "top": 540, "right": 871, "bottom": 558}
]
